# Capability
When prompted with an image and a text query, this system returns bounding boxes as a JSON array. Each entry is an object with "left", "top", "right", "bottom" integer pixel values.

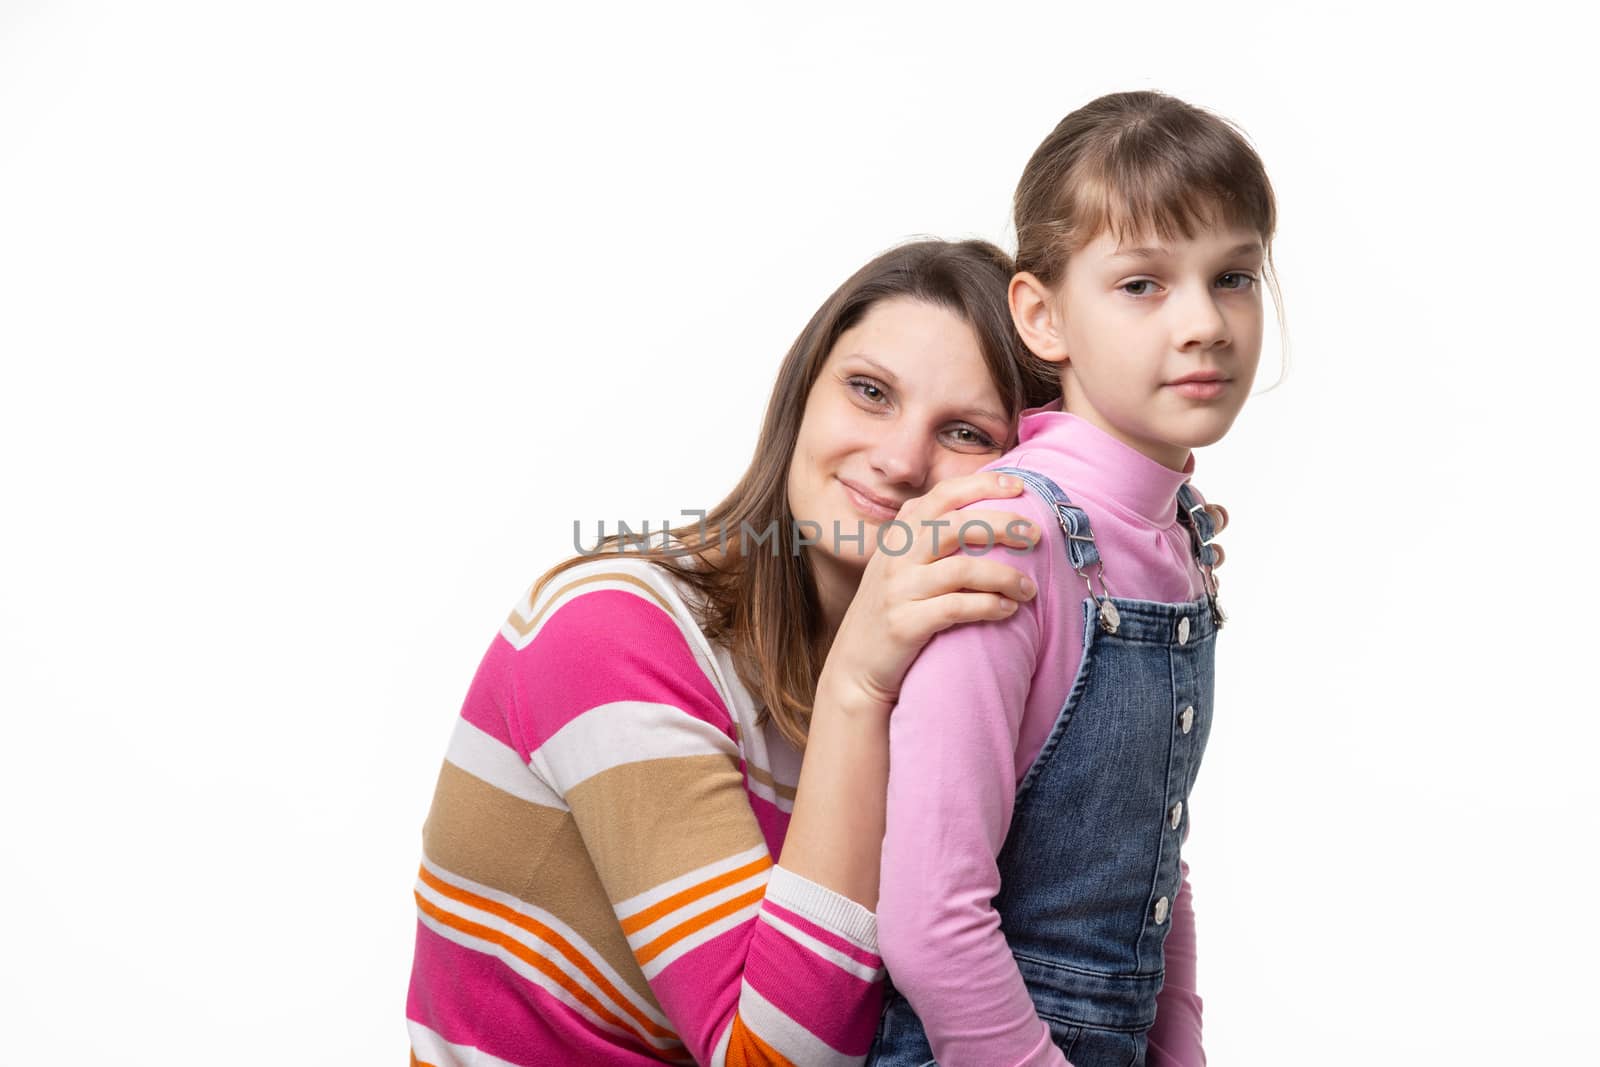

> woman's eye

[
  {"left": 945, "top": 425, "right": 999, "bottom": 450},
  {"left": 1216, "top": 272, "right": 1257, "bottom": 290},
  {"left": 1119, "top": 279, "right": 1157, "bottom": 296},
  {"left": 849, "top": 378, "right": 889, "bottom": 404}
]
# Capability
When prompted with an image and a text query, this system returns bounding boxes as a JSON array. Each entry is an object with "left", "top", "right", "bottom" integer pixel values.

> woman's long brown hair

[{"left": 529, "top": 239, "right": 1055, "bottom": 750}]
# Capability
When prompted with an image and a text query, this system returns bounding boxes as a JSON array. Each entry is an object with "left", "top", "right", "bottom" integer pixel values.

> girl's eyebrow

[{"left": 1110, "top": 241, "right": 1263, "bottom": 262}]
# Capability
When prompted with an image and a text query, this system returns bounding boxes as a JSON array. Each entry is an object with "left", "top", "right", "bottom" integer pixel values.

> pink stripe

[
  {"left": 456, "top": 637, "right": 525, "bottom": 754},
  {"left": 518, "top": 591, "right": 735, "bottom": 747},
  {"left": 745, "top": 789, "right": 791, "bottom": 860},
  {"left": 761, "top": 899, "right": 883, "bottom": 969},
  {"left": 648, "top": 920, "right": 749, "bottom": 1061},
  {"left": 743, "top": 918, "right": 883, "bottom": 1055},
  {"left": 407, "top": 920, "right": 679, "bottom": 1066}
]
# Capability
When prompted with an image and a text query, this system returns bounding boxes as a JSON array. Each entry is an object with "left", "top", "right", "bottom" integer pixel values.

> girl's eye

[
  {"left": 849, "top": 377, "right": 889, "bottom": 404},
  {"left": 1119, "top": 279, "right": 1158, "bottom": 296},
  {"left": 1216, "top": 272, "right": 1257, "bottom": 290}
]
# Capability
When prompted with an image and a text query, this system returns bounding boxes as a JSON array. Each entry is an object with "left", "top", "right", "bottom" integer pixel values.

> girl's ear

[{"left": 1009, "top": 272, "right": 1070, "bottom": 365}]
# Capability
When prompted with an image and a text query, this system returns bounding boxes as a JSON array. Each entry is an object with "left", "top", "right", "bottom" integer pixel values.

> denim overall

[{"left": 869, "top": 467, "right": 1222, "bottom": 1067}]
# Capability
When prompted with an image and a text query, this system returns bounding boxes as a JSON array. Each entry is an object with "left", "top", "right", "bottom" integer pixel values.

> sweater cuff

[{"left": 766, "top": 865, "right": 879, "bottom": 954}]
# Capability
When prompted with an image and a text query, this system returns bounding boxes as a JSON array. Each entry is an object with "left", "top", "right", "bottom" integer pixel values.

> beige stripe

[
  {"left": 564, "top": 753, "right": 766, "bottom": 904},
  {"left": 505, "top": 571, "right": 675, "bottom": 639},
  {"left": 421, "top": 760, "right": 658, "bottom": 1005},
  {"left": 744, "top": 762, "right": 797, "bottom": 802}
]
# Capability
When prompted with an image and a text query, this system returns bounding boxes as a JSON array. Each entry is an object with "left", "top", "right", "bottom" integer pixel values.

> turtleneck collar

[{"left": 1014, "top": 399, "right": 1195, "bottom": 528}]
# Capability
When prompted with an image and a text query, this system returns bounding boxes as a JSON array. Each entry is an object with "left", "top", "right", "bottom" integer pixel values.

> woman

[{"left": 405, "top": 238, "right": 1226, "bottom": 1066}]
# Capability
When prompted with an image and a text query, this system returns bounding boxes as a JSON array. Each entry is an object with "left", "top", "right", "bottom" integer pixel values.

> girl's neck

[{"left": 1057, "top": 392, "right": 1193, "bottom": 473}]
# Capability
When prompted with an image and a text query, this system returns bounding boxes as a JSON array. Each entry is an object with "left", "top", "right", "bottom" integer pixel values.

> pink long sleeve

[
  {"left": 876, "top": 406, "right": 1213, "bottom": 1066},
  {"left": 1147, "top": 861, "right": 1206, "bottom": 1066},
  {"left": 877, "top": 482, "right": 1070, "bottom": 1066}
]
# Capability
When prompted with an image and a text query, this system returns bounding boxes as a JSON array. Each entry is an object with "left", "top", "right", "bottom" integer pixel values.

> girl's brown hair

[
  {"left": 530, "top": 239, "right": 1054, "bottom": 750},
  {"left": 1014, "top": 90, "right": 1282, "bottom": 332}
]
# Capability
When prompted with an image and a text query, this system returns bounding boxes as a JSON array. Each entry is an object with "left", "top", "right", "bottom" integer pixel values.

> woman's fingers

[
  {"left": 915, "top": 508, "right": 1040, "bottom": 558},
  {"left": 1201, "top": 503, "right": 1228, "bottom": 571},
  {"left": 906, "top": 471, "right": 1026, "bottom": 523},
  {"left": 915, "top": 554, "right": 1038, "bottom": 604},
  {"left": 910, "top": 591, "right": 1024, "bottom": 635}
]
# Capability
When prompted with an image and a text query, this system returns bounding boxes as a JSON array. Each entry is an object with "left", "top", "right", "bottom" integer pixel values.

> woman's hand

[
  {"left": 1203, "top": 503, "right": 1229, "bottom": 578},
  {"left": 816, "top": 470, "right": 1042, "bottom": 719}
]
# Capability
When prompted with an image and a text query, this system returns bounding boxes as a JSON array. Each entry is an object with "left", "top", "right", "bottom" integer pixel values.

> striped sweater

[{"left": 407, "top": 557, "right": 886, "bottom": 1066}]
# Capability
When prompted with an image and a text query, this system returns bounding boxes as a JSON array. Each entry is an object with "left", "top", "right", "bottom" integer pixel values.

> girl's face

[
  {"left": 787, "top": 296, "right": 1012, "bottom": 574},
  {"left": 1044, "top": 223, "right": 1265, "bottom": 470}
]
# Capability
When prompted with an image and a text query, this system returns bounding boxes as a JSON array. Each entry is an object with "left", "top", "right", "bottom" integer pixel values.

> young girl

[{"left": 870, "top": 92, "right": 1278, "bottom": 1067}]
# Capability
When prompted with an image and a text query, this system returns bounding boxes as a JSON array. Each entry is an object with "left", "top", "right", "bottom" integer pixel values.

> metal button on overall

[
  {"left": 1177, "top": 617, "right": 1191, "bottom": 645},
  {"left": 1168, "top": 801, "right": 1183, "bottom": 829},
  {"left": 1153, "top": 896, "right": 1170, "bottom": 924},
  {"left": 1180, "top": 706, "right": 1195, "bottom": 734}
]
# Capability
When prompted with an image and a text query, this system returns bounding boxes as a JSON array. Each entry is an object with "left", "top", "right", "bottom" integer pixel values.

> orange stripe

[
  {"left": 636, "top": 885, "right": 765, "bottom": 965},
  {"left": 620, "top": 856, "right": 772, "bottom": 936},
  {"left": 725, "top": 1013, "right": 796, "bottom": 1067},
  {"left": 506, "top": 572, "right": 674, "bottom": 638},
  {"left": 417, "top": 890, "right": 674, "bottom": 1053},
  {"left": 416, "top": 866, "right": 678, "bottom": 1042}
]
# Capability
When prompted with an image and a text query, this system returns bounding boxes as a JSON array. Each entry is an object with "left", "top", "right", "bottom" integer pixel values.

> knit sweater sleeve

[{"left": 410, "top": 566, "right": 883, "bottom": 1067}]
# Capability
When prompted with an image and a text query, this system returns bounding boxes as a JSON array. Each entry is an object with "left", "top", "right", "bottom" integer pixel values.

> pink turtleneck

[{"left": 876, "top": 402, "right": 1210, "bottom": 1067}]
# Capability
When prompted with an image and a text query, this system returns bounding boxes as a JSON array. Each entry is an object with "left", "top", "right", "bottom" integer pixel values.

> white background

[{"left": 2, "top": 2, "right": 1594, "bottom": 1063}]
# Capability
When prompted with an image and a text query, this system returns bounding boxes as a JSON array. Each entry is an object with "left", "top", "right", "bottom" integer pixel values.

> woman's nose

[{"left": 868, "top": 424, "right": 930, "bottom": 488}]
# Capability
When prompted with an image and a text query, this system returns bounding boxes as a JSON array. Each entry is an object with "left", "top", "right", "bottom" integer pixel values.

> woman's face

[{"left": 787, "top": 296, "right": 1012, "bottom": 575}]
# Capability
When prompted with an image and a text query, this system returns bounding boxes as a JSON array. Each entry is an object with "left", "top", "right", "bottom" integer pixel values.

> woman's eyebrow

[
  {"left": 846, "top": 354, "right": 901, "bottom": 386},
  {"left": 849, "top": 353, "right": 1006, "bottom": 427},
  {"left": 962, "top": 403, "right": 1009, "bottom": 427}
]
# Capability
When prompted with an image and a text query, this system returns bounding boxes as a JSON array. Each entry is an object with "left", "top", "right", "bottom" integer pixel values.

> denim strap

[
  {"left": 990, "top": 465, "right": 1100, "bottom": 571},
  {"left": 1175, "top": 483, "right": 1219, "bottom": 569}
]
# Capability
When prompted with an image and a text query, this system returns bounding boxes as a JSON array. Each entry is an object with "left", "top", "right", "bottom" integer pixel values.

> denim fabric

[{"left": 869, "top": 467, "right": 1218, "bottom": 1067}]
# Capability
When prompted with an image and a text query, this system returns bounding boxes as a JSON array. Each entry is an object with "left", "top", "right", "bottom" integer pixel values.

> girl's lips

[
  {"left": 839, "top": 478, "right": 902, "bottom": 521},
  {"left": 1167, "top": 379, "right": 1229, "bottom": 400}
]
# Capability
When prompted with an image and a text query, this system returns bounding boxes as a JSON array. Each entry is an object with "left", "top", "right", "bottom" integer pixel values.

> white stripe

[
  {"left": 708, "top": 1018, "right": 734, "bottom": 1067},
  {"left": 625, "top": 866, "right": 770, "bottom": 951},
  {"left": 532, "top": 699, "right": 739, "bottom": 794},
  {"left": 742, "top": 771, "right": 794, "bottom": 814},
  {"left": 443, "top": 717, "right": 567, "bottom": 809},
  {"left": 640, "top": 897, "right": 764, "bottom": 981},
  {"left": 615, "top": 842, "right": 769, "bottom": 917},
  {"left": 418, "top": 859, "right": 674, "bottom": 1034},
  {"left": 408, "top": 1020, "right": 528, "bottom": 1067},
  {"left": 735, "top": 981, "right": 857, "bottom": 1067},
  {"left": 758, "top": 911, "right": 883, "bottom": 983}
]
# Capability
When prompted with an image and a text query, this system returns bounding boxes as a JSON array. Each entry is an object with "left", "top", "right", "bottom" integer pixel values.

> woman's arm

[
  {"left": 778, "top": 471, "right": 1041, "bottom": 910},
  {"left": 485, "top": 576, "right": 882, "bottom": 1065}
]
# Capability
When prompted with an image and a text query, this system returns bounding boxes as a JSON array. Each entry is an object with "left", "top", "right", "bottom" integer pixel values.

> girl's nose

[{"left": 1175, "top": 290, "right": 1230, "bottom": 351}]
